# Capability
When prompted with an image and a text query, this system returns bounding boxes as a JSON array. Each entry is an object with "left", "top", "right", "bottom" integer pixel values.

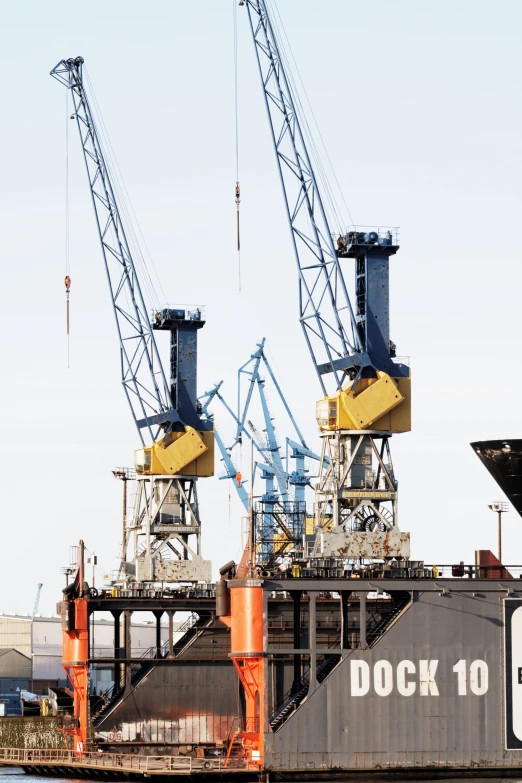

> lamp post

[
  {"left": 488, "top": 501, "right": 509, "bottom": 563},
  {"left": 113, "top": 467, "right": 135, "bottom": 580}
]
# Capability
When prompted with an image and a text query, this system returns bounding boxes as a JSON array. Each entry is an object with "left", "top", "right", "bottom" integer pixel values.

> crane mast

[
  {"left": 243, "top": 1, "right": 412, "bottom": 562},
  {"left": 51, "top": 57, "right": 213, "bottom": 584}
]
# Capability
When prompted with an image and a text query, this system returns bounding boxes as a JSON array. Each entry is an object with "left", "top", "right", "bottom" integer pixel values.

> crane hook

[
  {"left": 235, "top": 183, "right": 241, "bottom": 253},
  {"left": 64, "top": 276, "right": 71, "bottom": 338}
]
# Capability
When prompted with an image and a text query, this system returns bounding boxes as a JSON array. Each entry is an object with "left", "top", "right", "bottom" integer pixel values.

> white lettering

[
  {"left": 419, "top": 659, "right": 439, "bottom": 696},
  {"left": 347, "top": 658, "right": 488, "bottom": 697},
  {"left": 453, "top": 659, "right": 467, "bottom": 695},
  {"left": 397, "top": 660, "right": 416, "bottom": 696},
  {"left": 470, "top": 659, "right": 488, "bottom": 695},
  {"left": 351, "top": 660, "right": 370, "bottom": 696},
  {"left": 374, "top": 660, "right": 393, "bottom": 696}
]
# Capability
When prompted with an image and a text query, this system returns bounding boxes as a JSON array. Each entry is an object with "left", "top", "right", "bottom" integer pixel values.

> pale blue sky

[{"left": 0, "top": 0, "right": 521, "bottom": 615}]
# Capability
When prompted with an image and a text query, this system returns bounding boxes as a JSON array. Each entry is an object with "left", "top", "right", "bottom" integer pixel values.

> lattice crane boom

[
  {"left": 247, "top": 419, "right": 288, "bottom": 499},
  {"left": 243, "top": 2, "right": 365, "bottom": 394},
  {"left": 32, "top": 583, "right": 43, "bottom": 618},
  {"left": 243, "top": 1, "right": 410, "bottom": 426},
  {"left": 50, "top": 57, "right": 178, "bottom": 445}
]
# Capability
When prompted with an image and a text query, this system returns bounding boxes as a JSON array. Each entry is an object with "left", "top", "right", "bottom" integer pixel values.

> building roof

[
  {"left": 0, "top": 613, "right": 167, "bottom": 627},
  {"left": 0, "top": 648, "right": 31, "bottom": 662},
  {"left": 0, "top": 613, "right": 57, "bottom": 621}
]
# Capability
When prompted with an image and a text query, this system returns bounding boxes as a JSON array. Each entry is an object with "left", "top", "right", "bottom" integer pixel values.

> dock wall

[{"left": 0, "top": 716, "right": 66, "bottom": 749}]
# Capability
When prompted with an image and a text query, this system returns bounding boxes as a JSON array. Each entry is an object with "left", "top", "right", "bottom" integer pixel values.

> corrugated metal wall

[
  {"left": 96, "top": 661, "right": 237, "bottom": 747},
  {"left": 0, "top": 619, "right": 31, "bottom": 658},
  {"left": 267, "top": 590, "right": 522, "bottom": 771}
]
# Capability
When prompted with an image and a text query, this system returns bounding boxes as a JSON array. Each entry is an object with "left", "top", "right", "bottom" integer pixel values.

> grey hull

[{"left": 266, "top": 588, "right": 522, "bottom": 773}]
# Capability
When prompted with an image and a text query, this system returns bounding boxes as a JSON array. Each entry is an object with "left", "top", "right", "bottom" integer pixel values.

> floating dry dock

[
  {"left": 22, "top": 567, "right": 521, "bottom": 779},
  {"left": 216, "top": 572, "right": 522, "bottom": 776}
]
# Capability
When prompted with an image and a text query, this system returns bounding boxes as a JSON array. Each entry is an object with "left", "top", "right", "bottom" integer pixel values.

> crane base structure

[
  {"left": 120, "top": 474, "right": 211, "bottom": 585},
  {"left": 312, "top": 430, "right": 409, "bottom": 562}
]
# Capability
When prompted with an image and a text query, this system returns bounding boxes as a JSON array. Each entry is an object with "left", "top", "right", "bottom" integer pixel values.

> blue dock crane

[
  {"left": 200, "top": 340, "right": 326, "bottom": 546},
  {"left": 199, "top": 381, "right": 251, "bottom": 510}
]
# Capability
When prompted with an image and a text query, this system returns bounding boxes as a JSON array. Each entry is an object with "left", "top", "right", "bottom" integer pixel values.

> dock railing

[{"left": 0, "top": 747, "right": 251, "bottom": 772}]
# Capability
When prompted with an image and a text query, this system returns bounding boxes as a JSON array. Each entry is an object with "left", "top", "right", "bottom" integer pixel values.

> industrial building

[
  {"left": 0, "top": 613, "right": 168, "bottom": 694},
  {"left": 0, "top": 649, "right": 32, "bottom": 680}
]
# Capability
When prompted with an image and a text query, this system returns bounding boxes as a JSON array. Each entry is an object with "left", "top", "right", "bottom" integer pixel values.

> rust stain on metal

[{"left": 320, "top": 529, "right": 410, "bottom": 559}]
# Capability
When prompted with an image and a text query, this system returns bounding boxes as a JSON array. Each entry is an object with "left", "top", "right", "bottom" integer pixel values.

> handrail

[
  {"left": 91, "top": 613, "right": 203, "bottom": 722},
  {"left": 270, "top": 627, "right": 343, "bottom": 724},
  {"left": 172, "top": 614, "right": 213, "bottom": 657},
  {"left": 0, "top": 746, "right": 254, "bottom": 771}
]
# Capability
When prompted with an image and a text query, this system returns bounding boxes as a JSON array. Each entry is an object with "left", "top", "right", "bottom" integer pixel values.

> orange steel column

[
  {"left": 222, "top": 581, "right": 266, "bottom": 768},
  {"left": 62, "top": 598, "right": 89, "bottom": 753}
]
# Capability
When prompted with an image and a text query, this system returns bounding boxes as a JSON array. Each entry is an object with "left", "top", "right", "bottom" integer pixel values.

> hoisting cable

[
  {"left": 234, "top": 0, "right": 242, "bottom": 291},
  {"left": 65, "top": 87, "right": 71, "bottom": 369}
]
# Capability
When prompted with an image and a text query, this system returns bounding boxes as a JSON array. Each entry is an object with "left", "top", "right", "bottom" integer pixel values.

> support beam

[
  {"left": 309, "top": 593, "right": 317, "bottom": 694},
  {"left": 123, "top": 611, "right": 132, "bottom": 693},
  {"left": 341, "top": 591, "right": 350, "bottom": 649},
  {"left": 154, "top": 610, "right": 164, "bottom": 658},
  {"left": 167, "top": 611, "right": 174, "bottom": 658},
  {"left": 292, "top": 591, "right": 302, "bottom": 693},
  {"left": 112, "top": 610, "right": 122, "bottom": 689},
  {"left": 359, "top": 593, "right": 367, "bottom": 649}
]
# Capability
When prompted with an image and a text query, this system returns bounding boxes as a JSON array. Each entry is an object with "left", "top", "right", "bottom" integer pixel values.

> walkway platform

[{"left": 0, "top": 747, "right": 260, "bottom": 780}]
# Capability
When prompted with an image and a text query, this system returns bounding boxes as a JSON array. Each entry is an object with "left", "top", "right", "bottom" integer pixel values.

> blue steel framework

[
  {"left": 199, "top": 380, "right": 250, "bottom": 510},
  {"left": 50, "top": 58, "right": 177, "bottom": 445},
  {"left": 199, "top": 339, "right": 324, "bottom": 510}
]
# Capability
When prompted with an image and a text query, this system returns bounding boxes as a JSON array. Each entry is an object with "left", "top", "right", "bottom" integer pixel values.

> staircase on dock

[
  {"left": 91, "top": 612, "right": 214, "bottom": 725},
  {"left": 269, "top": 591, "right": 412, "bottom": 731}
]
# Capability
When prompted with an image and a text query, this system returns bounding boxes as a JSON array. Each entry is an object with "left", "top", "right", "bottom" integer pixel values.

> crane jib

[
  {"left": 50, "top": 57, "right": 215, "bottom": 483},
  {"left": 243, "top": 1, "right": 408, "bottom": 397},
  {"left": 50, "top": 57, "right": 174, "bottom": 445}
]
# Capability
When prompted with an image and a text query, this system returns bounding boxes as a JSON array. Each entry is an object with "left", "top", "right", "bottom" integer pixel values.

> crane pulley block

[
  {"left": 316, "top": 371, "right": 411, "bottom": 433},
  {"left": 135, "top": 426, "right": 214, "bottom": 476}
]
